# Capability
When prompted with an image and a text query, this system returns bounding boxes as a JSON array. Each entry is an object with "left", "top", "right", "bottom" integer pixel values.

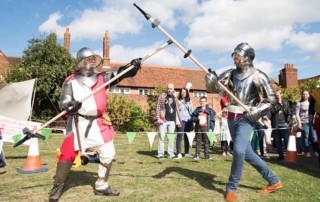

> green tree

[
  {"left": 281, "top": 79, "right": 319, "bottom": 102},
  {"left": 147, "top": 86, "right": 166, "bottom": 129},
  {"left": 6, "top": 33, "right": 75, "bottom": 120},
  {"left": 106, "top": 94, "right": 152, "bottom": 132}
]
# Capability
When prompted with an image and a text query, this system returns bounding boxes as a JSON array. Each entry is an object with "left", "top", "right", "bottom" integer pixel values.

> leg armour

[{"left": 48, "top": 162, "right": 72, "bottom": 202}]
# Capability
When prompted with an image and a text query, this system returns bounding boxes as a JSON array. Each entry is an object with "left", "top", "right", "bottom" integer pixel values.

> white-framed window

[
  {"left": 193, "top": 91, "right": 207, "bottom": 97},
  {"left": 138, "top": 88, "right": 150, "bottom": 95},
  {"left": 111, "top": 87, "right": 131, "bottom": 94}
]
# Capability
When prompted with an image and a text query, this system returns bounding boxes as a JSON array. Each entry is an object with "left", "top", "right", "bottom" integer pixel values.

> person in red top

[
  {"left": 220, "top": 91, "right": 229, "bottom": 110},
  {"left": 48, "top": 47, "right": 141, "bottom": 202}
]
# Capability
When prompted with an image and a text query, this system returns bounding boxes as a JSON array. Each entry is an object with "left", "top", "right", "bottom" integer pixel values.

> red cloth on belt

[{"left": 227, "top": 112, "right": 244, "bottom": 120}]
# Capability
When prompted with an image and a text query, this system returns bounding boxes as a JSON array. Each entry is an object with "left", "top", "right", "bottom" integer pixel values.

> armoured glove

[
  {"left": 65, "top": 100, "right": 82, "bottom": 115},
  {"left": 130, "top": 58, "right": 142, "bottom": 70},
  {"left": 205, "top": 71, "right": 219, "bottom": 92},
  {"left": 118, "top": 58, "right": 142, "bottom": 78},
  {"left": 245, "top": 108, "right": 262, "bottom": 123}
]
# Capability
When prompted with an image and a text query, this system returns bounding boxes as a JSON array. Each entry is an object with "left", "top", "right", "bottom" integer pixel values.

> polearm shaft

[
  {"left": 32, "top": 40, "right": 173, "bottom": 134},
  {"left": 133, "top": 3, "right": 250, "bottom": 112}
]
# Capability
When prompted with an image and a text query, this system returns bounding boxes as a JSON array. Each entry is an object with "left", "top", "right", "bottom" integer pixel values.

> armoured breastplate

[
  {"left": 230, "top": 67, "right": 259, "bottom": 107},
  {"left": 75, "top": 74, "right": 98, "bottom": 87}
]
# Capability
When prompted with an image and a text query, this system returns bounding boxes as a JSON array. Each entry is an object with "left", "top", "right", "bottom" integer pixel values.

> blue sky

[{"left": 1, "top": 0, "right": 320, "bottom": 80}]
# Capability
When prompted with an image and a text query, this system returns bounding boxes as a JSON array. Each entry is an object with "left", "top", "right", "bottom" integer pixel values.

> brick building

[{"left": 0, "top": 51, "right": 20, "bottom": 83}]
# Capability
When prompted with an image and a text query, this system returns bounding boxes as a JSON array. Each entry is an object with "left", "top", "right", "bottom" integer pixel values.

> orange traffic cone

[
  {"left": 283, "top": 129, "right": 300, "bottom": 165},
  {"left": 17, "top": 137, "right": 48, "bottom": 174}
]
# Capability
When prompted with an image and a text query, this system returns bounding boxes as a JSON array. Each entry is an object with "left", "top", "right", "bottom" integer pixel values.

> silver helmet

[
  {"left": 232, "top": 42, "right": 255, "bottom": 64},
  {"left": 75, "top": 47, "right": 102, "bottom": 72}
]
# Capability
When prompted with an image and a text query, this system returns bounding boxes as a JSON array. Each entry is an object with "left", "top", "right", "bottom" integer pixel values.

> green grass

[{"left": 1, "top": 134, "right": 320, "bottom": 202}]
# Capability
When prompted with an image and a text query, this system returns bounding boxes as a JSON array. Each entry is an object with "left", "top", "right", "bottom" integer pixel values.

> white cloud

[
  {"left": 185, "top": 0, "right": 320, "bottom": 53},
  {"left": 39, "top": 2, "right": 142, "bottom": 41},
  {"left": 254, "top": 60, "right": 277, "bottom": 76},
  {"left": 214, "top": 60, "right": 277, "bottom": 78},
  {"left": 289, "top": 32, "right": 320, "bottom": 52},
  {"left": 38, "top": 12, "right": 65, "bottom": 36},
  {"left": 108, "top": 41, "right": 183, "bottom": 67},
  {"left": 38, "top": 0, "right": 200, "bottom": 41}
]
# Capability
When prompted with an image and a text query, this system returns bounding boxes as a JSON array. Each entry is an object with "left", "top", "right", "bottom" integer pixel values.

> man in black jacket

[{"left": 270, "top": 90, "right": 291, "bottom": 161}]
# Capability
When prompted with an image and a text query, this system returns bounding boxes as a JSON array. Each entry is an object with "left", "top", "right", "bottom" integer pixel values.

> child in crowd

[
  {"left": 219, "top": 109, "right": 232, "bottom": 156},
  {"left": 292, "top": 115, "right": 305, "bottom": 155},
  {"left": 0, "top": 124, "right": 7, "bottom": 168},
  {"left": 190, "top": 96, "right": 215, "bottom": 160}
]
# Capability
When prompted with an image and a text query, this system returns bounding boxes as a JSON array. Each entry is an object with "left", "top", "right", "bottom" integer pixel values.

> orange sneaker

[
  {"left": 256, "top": 181, "right": 282, "bottom": 194},
  {"left": 225, "top": 191, "right": 237, "bottom": 202}
]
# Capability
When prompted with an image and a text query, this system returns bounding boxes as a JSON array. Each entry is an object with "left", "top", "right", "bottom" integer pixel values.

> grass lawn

[{"left": 0, "top": 133, "right": 320, "bottom": 202}]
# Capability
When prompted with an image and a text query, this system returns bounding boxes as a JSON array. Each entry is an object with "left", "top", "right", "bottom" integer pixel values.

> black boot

[
  {"left": 48, "top": 162, "right": 72, "bottom": 202},
  {"left": 94, "top": 186, "right": 120, "bottom": 196}
]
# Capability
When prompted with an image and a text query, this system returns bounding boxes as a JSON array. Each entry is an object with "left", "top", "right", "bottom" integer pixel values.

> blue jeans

[
  {"left": 251, "top": 125, "right": 265, "bottom": 156},
  {"left": 176, "top": 121, "right": 192, "bottom": 154},
  {"left": 158, "top": 121, "right": 175, "bottom": 157},
  {"left": 272, "top": 123, "right": 289, "bottom": 159},
  {"left": 302, "top": 115, "right": 318, "bottom": 153},
  {"left": 226, "top": 116, "right": 279, "bottom": 192}
]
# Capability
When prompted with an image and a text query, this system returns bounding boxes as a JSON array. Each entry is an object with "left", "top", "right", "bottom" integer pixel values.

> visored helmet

[
  {"left": 232, "top": 42, "right": 255, "bottom": 63},
  {"left": 75, "top": 47, "right": 102, "bottom": 71}
]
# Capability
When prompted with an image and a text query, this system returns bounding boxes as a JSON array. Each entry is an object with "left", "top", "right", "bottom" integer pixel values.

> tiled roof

[
  {"left": 298, "top": 75, "right": 320, "bottom": 84},
  {"left": 108, "top": 62, "right": 207, "bottom": 90},
  {"left": 7, "top": 56, "right": 21, "bottom": 66}
]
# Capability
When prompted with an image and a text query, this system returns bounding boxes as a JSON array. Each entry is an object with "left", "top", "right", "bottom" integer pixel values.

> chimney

[
  {"left": 64, "top": 27, "right": 70, "bottom": 52},
  {"left": 278, "top": 63, "right": 298, "bottom": 88},
  {"left": 102, "top": 31, "right": 110, "bottom": 69}
]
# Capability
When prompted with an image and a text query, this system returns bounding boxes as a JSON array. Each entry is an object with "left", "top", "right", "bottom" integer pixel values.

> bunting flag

[
  {"left": 207, "top": 132, "right": 216, "bottom": 146},
  {"left": 40, "top": 128, "right": 52, "bottom": 143},
  {"left": 126, "top": 132, "right": 136, "bottom": 144},
  {"left": 166, "top": 133, "right": 176, "bottom": 146},
  {"left": 186, "top": 132, "right": 196, "bottom": 148},
  {"left": 0, "top": 115, "right": 42, "bottom": 145},
  {"left": 249, "top": 131, "right": 254, "bottom": 142},
  {"left": 147, "top": 132, "right": 157, "bottom": 149},
  {"left": 12, "top": 134, "right": 21, "bottom": 145}
]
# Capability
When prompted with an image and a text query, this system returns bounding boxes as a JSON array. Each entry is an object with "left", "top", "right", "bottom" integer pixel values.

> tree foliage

[
  {"left": 6, "top": 33, "right": 75, "bottom": 120},
  {"left": 281, "top": 79, "right": 319, "bottom": 102},
  {"left": 106, "top": 94, "right": 153, "bottom": 132}
]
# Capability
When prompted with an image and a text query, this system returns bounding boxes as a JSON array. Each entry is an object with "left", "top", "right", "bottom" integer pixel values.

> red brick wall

[{"left": 0, "top": 52, "right": 10, "bottom": 77}]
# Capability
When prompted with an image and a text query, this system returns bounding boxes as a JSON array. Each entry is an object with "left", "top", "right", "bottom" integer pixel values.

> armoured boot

[
  {"left": 48, "top": 162, "right": 72, "bottom": 202},
  {"left": 94, "top": 186, "right": 120, "bottom": 196},
  {"left": 94, "top": 161, "right": 120, "bottom": 196}
]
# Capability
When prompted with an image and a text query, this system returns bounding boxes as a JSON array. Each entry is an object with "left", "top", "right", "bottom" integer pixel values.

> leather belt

[
  {"left": 78, "top": 113, "right": 102, "bottom": 138},
  {"left": 227, "top": 112, "right": 244, "bottom": 121}
]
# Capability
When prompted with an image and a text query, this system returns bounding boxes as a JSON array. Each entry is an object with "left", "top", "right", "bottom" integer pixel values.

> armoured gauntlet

[
  {"left": 205, "top": 71, "right": 219, "bottom": 93},
  {"left": 65, "top": 100, "right": 82, "bottom": 115}
]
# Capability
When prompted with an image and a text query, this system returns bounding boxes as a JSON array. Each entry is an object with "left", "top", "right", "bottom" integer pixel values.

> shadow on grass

[
  {"left": 263, "top": 155, "right": 320, "bottom": 179},
  {"left": 152, "top": 166, "right": 225, "bottom": 195},
  {"left": 137, "top": 150, "right": 160, "bottom": 158},
  {"left": 62, "top": 170, "right": 97, "bottom": 194},
  {"left": 5, "top": 155, "right": 27, "bottom": 159}
]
